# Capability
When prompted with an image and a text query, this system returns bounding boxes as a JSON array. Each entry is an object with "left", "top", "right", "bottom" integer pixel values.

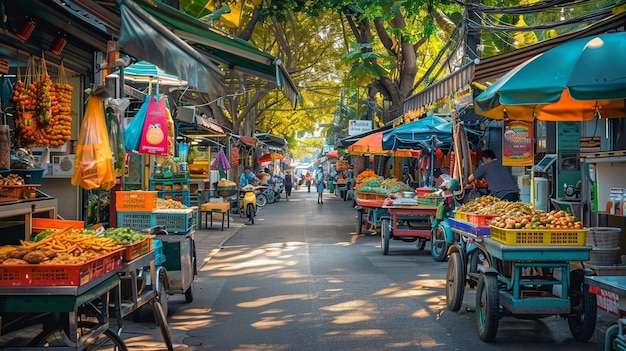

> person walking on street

[
  {"left": 284, "top": 170, "right": 294, "bottom": 201},
  {"left": 316, "top": 167, "right": 325, "bottom": 204},
  {"left": 468, "top": 149, "right": 519, "bottom": 201},
  {"left": 305, "top": 171, "right": 312, "bottom": 192}
]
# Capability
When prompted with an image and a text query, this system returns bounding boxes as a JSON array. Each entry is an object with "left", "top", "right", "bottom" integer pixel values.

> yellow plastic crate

[
  {"left": 454, "top": 211, "right": 469, "bottom": 222},
  {"left": 490, "top": 226, "right": 588, "bottom": 246}
]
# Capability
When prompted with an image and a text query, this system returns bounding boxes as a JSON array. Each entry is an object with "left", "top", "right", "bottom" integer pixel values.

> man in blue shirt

[
  {"left": 468, "top": 149, "right": 519, "bottom": 201},
  {"left": 239, "top": 166, "right": 257, "bottom": 188}
]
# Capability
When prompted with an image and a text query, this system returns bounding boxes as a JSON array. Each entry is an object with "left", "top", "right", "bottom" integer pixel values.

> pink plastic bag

[{"left": 138, "top": 96, "right": 169, "bottom": 155}]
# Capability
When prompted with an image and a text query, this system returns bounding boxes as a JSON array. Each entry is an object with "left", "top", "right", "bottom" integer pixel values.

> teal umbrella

[
  {"left": 475, "top": 32, "right": 626, "bottom": 121},
  {"left": 113, "top": 61, "right": 188, "bottom": 86}
]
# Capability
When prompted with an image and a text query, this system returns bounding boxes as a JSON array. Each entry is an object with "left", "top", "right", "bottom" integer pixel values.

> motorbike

[{"left": 239, "top": 185, "right": 267, "bottom": 224}]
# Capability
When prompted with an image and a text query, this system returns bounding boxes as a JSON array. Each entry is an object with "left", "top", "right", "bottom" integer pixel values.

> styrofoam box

[{"left": 52, "top": 155, "right": 76, "bottom": 176}]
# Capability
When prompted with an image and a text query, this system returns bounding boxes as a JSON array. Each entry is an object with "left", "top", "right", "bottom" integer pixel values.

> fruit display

[
  {"left": 0, "top": 174, "right": 25, "bottom": 186},
  {"left": 11, "top": 57, "right": 73, "bottom": 148},
  {"left": 217, "top": 178, "right": 237, "bottom": 187},
  {"left": 355, "top": 170, "right": 378, "bottom": 190},
  {"left": 157, "top": 198, "right": 188, "bottom": 209},
  {"left": 490, "top": 209, "right": 583, "bottom": 230},
  {"left": 455, "top": 195, "right": 502, "bottom": 214}
]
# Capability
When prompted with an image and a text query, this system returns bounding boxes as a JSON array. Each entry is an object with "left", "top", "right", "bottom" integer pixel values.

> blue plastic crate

[
  {"left": 117, "top": 212, "right": 157, "bottom": 231},
  {"left": 153, "top": 209, "right": 196, "bottom": 234},
  {"left": 10, "top": 169, "right": 44, "bottom": 184},
  {"left": 448, "top": 218, "right": 491, "bottom": 236},
  {"left": 152, "top": 239, "right": 166, "bottom": 265}
]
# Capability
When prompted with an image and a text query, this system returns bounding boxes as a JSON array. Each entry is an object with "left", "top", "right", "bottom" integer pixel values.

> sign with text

[
  {"left": 348, "top": 120, "right": 372, "bottom": 136},
  {"left": 502, "top": 120, "right": 533, "bottom": 166}
]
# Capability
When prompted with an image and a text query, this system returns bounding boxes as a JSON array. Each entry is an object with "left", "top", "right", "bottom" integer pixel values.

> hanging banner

[{"left": 502, "top": 120, "right": 533, "bottom": 166}]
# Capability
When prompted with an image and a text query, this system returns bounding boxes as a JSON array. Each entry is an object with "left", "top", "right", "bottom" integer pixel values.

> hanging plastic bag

[
  {"left": 71, "top": 94, "right": 115, "bottom": 190},
  {"left": 138, "top": 96, "right": 169, "bottom": 155},
  {"left": 124, "top": 97, "right": 149, "bottom": 153},
  {"left": 106, "top": 107, "right": 125, "bottom": 177}
]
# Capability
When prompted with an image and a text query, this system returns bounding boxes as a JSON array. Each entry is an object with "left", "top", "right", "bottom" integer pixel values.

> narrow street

[{"left": 122, "top": 188, "right": 612, "bottom": 350}]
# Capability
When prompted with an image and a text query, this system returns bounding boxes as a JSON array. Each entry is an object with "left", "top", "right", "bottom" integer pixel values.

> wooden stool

[{"left": 200, "top": 202, "right": 231, "bottom": 231}]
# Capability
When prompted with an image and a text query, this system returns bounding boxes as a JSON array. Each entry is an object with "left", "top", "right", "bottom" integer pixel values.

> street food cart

[{"left": 380, "top": 203, "right": 437, "bottom": 256}]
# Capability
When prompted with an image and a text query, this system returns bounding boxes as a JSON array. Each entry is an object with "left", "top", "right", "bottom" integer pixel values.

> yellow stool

[{"left": 200, "top": 202, "right": 231, "bottom": 231}]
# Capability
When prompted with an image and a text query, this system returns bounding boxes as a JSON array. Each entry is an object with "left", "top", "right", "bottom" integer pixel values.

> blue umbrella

[{"left": 382, "top": 115, "right": 482, "bottom": 151}]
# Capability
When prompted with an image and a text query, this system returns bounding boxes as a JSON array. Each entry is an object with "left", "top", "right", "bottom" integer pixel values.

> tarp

[
  {"left": 382, "top": 115, "right": 482, "bottom": 151},
  {"left": 118, "top": 0, "right": 224, "bottom": 94},
  {"left": 127, "top": 0, "right": 300, "bottom": 109}
]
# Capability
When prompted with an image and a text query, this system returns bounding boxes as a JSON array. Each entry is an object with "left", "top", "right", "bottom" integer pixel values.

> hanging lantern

[
  {"left": 50, "top": 34, "right": 67, "bottom": 55},
  {"left": 16, "top": 20, "right": 36, "bottom": 41}
]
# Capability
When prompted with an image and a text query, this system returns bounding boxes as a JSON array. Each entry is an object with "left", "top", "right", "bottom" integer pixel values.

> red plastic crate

[
  {"left": 0, "top": 249, "right": 124, "bottom": 287},
  {"left": 466, "top": 213, "right": 497, "bottom": 226}
]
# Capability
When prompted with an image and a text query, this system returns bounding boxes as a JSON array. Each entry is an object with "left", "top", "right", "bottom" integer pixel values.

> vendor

[
  {"left": 467, "top": 149, "right": 519, "bottom": 201},
  {"left": 240, "top": 166, "right": 258, "bottom": 187}
]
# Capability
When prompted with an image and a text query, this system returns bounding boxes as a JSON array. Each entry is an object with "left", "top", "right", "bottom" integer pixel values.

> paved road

[{"left": 121, "top": 188, "right": 612, "bottom": 350}]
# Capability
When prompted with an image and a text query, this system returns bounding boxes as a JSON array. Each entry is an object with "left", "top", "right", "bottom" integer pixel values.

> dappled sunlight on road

[{"left": 237, "top": 294, "right": 313, "bottom": 308}]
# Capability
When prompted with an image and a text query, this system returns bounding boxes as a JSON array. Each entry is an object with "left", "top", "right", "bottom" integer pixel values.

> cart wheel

[
  {"left": 256, "top": 194, "right": 268, "bottom": 208},
  {"left": 184, "top": 284, "right": 194, "bottom": 303},
  {"left": 476, "top": 273, "right": 499, "bottom": 342},
  {"left": 416, "top": 239, "right": 426, "bottom": 250},
  {"left": 568, "top": 281, "right": 597, "bottom": 341},
  {"left": 380, "top": 218, "right": 391, "bottom": 255},
  {"left": 446, "top": 251, "right": 465, "bottom": 312},
  {"left": 356, "top": 210, "right": 363, "bottom": 234},
  {"left": 247, "top": 203, "right": 255, "bottom": 224},
  {"left": 431, "top": 222, "right": 449, "bottom": 262},
  {"left": 152, "top": 299, "right": 174, "bottom": 351},
  {"left": 33, "top": 321, "right": 128, "bottom": 350}
]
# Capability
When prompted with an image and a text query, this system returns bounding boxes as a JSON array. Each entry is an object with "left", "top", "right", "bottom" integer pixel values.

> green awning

[{"left": 126, "top": 0, "right": 300, "bottom": 109}]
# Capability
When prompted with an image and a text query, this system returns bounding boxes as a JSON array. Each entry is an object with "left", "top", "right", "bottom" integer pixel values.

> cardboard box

[{"left": 52, "top": 155, "right": 75, "bottom": 177}]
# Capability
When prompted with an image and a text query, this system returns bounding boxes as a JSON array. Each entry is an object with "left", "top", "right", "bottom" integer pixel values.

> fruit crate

[
  {"left": 466, "top": 213, "right": 497, "bottom": 226},
  {"left": 453, "top": 211, "right": 469, "bottom": 222},
  {"left": 157, "top": 191, "right": 191, "bottom": 206},
  {"left": 0, "top": 184, "right": 40, "bottom": 202},
  {"left": 115, "top": 191, "right": 158, "bottom": 212},
  {"left": 118, "top": 212, "right": 157, "bottom": 231},
  {"left": 490, "top": 226, "right": 588, "bottom": 246},
  {"left": 10, "top": 169, "right": 44, "bottom": 184},
  {"left": 357, "top": 192, "right": 386, "bottom": 201},
  {"left": 122, "top": 236, "right": 154, "bottom": 261},
  {"left": 32, "top": 218, "right": 84, "bottom": 234},
  {"left": 417, "top": 196, "right": 443, "bottom": 206},
  {"left": 153, "top": 209, "right": 196, "bottom": 234},
  {"left": 0, "top": 249, "right": 124, "bottom": 287},
  {"left": 150, "top": 180, "right": 190, "bottom": 192}
]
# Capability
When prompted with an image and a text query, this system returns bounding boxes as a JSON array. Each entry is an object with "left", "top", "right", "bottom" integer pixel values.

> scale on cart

[{"left": 533, "top": 153, "right": 557, "bottom": 173}]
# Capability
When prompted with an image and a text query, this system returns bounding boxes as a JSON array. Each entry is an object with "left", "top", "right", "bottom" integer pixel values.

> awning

[
  {"left": 403, "top": 62, "right": 476, "bottom": 113},
  {"left": 118, "top": 0, "right": 225, "bottom": 94},
  {"left": 255, "top": 133, "right": 287, "bottom": 151},
  {"left": 474, "top": 12, "right": 626, "bottom": 83},
  {"left": 129, "top": 0, "right": 300, "bottom": 109},
  {"left": 335, "top": 124, "right": 394, "bottom": 148}
]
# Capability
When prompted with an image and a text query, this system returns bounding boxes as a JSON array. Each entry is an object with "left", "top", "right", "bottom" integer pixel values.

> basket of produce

[
  {"left": 465, "top": 213, "right": 497, "bottom": 226},
  {"left": 417, "top": 196, "right": 443, "bottom": 206},
  {"left": 216, "top": 179, "right": 238, "bottom": 197},
  {"left": 0, "top": 227, "right": 124, "bottom": 286},
  {"left": 489, "top": 210, "right": 586, "bottom": 246},
  {"left": 100, "top": 227, "right": 154, "bottom": 261}
]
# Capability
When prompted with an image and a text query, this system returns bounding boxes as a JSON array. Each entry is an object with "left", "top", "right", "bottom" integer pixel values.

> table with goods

[
  {"left": 444, "top": 196, "right": 597, "bottom": 343},
  {"left": 0, "top": 223, "right": 171, "bottom": 350},
  {"left": 116, "top": 190, "right": 197, "bottom": 306}
]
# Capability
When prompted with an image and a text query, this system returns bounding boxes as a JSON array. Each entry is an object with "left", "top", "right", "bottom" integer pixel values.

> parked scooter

[{"left": 239, "top": 185, "right": 267, "bottom": 224}]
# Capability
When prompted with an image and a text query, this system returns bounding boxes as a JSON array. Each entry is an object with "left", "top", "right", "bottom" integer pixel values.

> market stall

[{"left": 444, "top": 196, "right": 595, "bottom": 343}]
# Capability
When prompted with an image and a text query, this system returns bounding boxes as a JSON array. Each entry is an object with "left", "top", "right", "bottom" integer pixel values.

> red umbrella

[
  {"left": 326, "top": 150, "right": 338, "bottom": 158},
  {"left": 259, "top": 152, "right": 284, "bottom": 163}
]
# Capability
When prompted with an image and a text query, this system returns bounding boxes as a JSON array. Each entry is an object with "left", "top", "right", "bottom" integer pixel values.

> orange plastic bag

[{"left": 71, "top": 95, "right": 115, "bottom": 190}]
